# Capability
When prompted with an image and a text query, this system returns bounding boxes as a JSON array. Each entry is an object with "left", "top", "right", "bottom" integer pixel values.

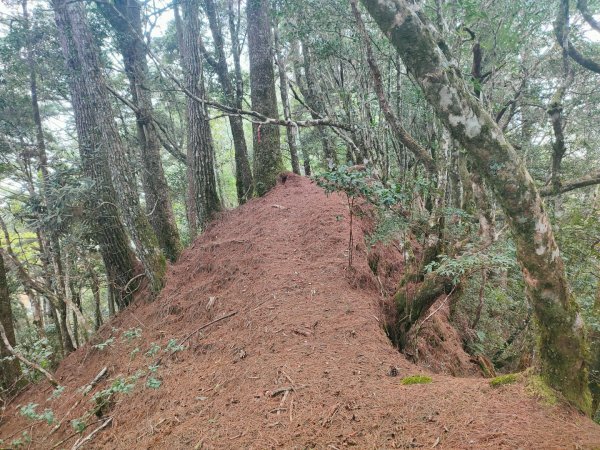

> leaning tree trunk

[
  {"left": 101, "top": 0, "right": 183, "bottom": 263},
  {"left": 247, "top": 0, "right": 284, "bottom": 196},
  {"left": 53, "top": 0, "right": 166, "bottom": 299},
  {"left": 180, "top": 0, "right": 221, "bottom": 236},
  {"left": 0, "top": 253, "right": 22, "bottom": 399},
  {"left": 204, "top": 0, "right": 254, "bottom": 203},
  {"left": 361, "top": 0, "right": 591, "bottom": 413}
]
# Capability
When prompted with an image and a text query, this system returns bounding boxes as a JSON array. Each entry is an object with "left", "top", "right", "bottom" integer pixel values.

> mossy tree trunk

[
  {"left": 53, "top": 0, "right": 166, "bottom": 298},
  {"left": 361, "top": 0, "right": 591, "bottom": 414},
  {"left": 100, "top": 0, "right": 183, "bottom": 263},
  {"left": 247, "top": 0, "right": 284, "bottom": 196}
]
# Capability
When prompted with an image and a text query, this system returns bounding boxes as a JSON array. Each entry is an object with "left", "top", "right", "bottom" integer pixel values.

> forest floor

[{"left": 1, "top": 174, "right": 599, "bottom": 449}]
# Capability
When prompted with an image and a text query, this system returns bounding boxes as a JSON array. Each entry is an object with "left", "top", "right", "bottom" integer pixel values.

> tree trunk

[
  {"left": 273, "top": 22, "right": 301, "bottom": 175},
  {"left": 90, "top": 269, "right": 103, "bottom": 331},
  {"left": 101, "top": 0, "right": 183, "bottom": 263},
  {"left": 180, "top": 0, "right": 221, "bottom": 236},
  {"left": 247, "top": 0, "right": 284, "bottom": 195},
  {"left": 204, "top": 0, "right": 254, "bottom": 203},
  {"left": 361, "top": 0, "right": 592, "bottom": 413},
  {"left": 53, "top": 0, "right": 166, "bottom": 299},
  {"left": 0, "top": 253, "right": 22, "bottom": 399},
  {"left": 298, "top": 41, "right": 337, "bottom": 166}
]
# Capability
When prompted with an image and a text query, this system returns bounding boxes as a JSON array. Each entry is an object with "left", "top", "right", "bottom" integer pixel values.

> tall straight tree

[
  {"left": 203, "top": 0, "right": 254, "bottom": 203},
  {"left": 53, "top": 0, "right": 166, "bottom": 299},
  {"left": 0, "top": 253, "right": 21, "bottom": 399},
  {"left": 360, "top": 0, "right": 592, "bottom": 413},
  {"left": 273, "top": 20, "right": 301, "bottom": 175},
  {"left": 179, "top": 0, "right": 221, "bottom": 236},
  {"left": 100, "top": 0, "right": 183, "bottom": 263},
  {"left": 247, "top": 0, "right": 283, "bottom": 196}
]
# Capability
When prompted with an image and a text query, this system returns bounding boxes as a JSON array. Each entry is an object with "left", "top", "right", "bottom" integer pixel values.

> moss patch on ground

[
  {"left": 401, "top": 375, "right": 432, "bottom": 385},
  {"left": 489, "top": 373, "right": 519, "bottom": 388},
  {"left": 525, "top": 375, "right": 558, "bottom": 406}
]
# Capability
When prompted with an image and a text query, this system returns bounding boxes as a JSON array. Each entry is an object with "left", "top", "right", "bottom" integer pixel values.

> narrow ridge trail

[{"left": 1, "top": 174, "right": 598, "bottom": 449}]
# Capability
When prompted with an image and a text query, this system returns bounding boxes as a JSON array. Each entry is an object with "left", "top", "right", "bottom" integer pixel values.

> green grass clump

[
  {"left": 489, "top": 373, "right": 518, "bottom": 387},
  {"left": 401, "top": 375, "right": 432, "bottom": 385}
]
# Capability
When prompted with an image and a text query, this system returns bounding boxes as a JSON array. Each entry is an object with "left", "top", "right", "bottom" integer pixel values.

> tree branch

[
  {"left": 540, "top": 168, "right": 600, "bottom": 196},
  {"left": 555, "top": 0, "right": 600, "bottom": 74}
]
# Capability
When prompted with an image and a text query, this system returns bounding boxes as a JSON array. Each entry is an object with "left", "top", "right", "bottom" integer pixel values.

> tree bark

[
  {"left": 180, "top": 0, "right": 221, "bottom": 236},
  {"left": 361, "top": 0, "right": 592, "bottom": 413},
  {"left": 273, "top": 22, "right": 301, "bottom": 175},
  {"left": 204, "top": 0, "right": 254, "bottom": 203},
  {"left": 247, "top": 0, "right": 284, "bottom": 196},
  {"left": 0, "top": 253, "right": 22, "bottom": 398},
  {"left": 53, "top": 0, "right": 166, "bottom": 299},
  {"left": 100, "top": 0, "right": 183, "bottom": 263}
]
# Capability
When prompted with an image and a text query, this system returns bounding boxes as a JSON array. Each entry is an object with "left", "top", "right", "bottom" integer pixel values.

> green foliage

[
  {"left": 425, "top": 250, "right": 517, "bottom": 284},
  {"left": 400, "top": 375, "right": 432, "bottom": 385},
  {"left": 130, "top": 347, "right": 140, "bottom": 360},
  {"left": 6, "top": 431, "right": 31, "bottom": 449},
  {"left": 93, "top": 337, "right": 114, "bottom": 351},
  {"left": 122, "top": 327, "right": 142, "bottom": 342},
  {"left": 48, "top": 385, "right": 65, "bottom": 400},
  {"left": 316, "top": 165, "right": 431, "bottom": 209},
  {"left": 13, "top": 337, "right": 54, "bottom": 382},
  {"left": 146, "top": 377, "right": 162, "bottom": 389},
  {"left": 489, "top": 373, "right": 518, "bottom": 387},
  {"left": 145, "top": 342, "right": 161, "bottom": 357},
  {"left": 71, "top": 418, "right": 86, "bottom": 433},
  {"left": 19, "top": 403, "right": 54, "bottom": 424},
  {"left": 165, "top": 338, "right": 185, "bottom": 353}
]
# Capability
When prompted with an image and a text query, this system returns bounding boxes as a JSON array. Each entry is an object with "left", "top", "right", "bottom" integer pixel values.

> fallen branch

[
  {"left": 48, "top": 367, "right": 109, "bottom": 437},
  {"left": 0, "top": 322, "right": 58, "bottom": 387},
  {"left": 49, "top": 419, "right": 104, "bottom": 449},
  {"left": 71, "top": 417, "right": 112, "bottom": 450},
  {"left": 179, "top": 311, "right": 238, "bottom": 346}
]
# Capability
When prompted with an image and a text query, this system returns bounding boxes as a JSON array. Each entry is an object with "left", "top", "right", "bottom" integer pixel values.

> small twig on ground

[
  {"left": 71, "top": 417, "right": 112, "bottom": 450},
  {"left": 179, "top": 311, "right": 238, "bottom": 346},
  {"left": 322, "top": 402, "right": 341, "bottom": 427},
  {"left": 268, "top": 385, "right": 306, "bottom": 397}
]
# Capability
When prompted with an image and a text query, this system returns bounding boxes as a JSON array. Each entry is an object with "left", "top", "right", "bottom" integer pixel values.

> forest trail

[{"left": 1, "top": 174, "right": 599, "bottom": 449}]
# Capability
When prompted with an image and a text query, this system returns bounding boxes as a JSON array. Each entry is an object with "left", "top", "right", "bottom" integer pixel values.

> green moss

[
  {"left": 401, "top": 375, "right": 432, "bottom": 385},
  {"left": 526, "top": 375, "right": 558, "bottom": 406},
  {"left": 489, "top": 373, "right": 518, "bottom": 387}
]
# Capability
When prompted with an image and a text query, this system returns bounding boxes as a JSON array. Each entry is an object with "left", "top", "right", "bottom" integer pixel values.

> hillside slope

[{"left": 1, "top": 174, "right": 599, "bottom": 449}]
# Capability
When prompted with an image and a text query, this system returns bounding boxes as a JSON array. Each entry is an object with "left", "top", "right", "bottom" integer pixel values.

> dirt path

[{"left": 1, "top": 174, "right": 599, "bottom": 449}]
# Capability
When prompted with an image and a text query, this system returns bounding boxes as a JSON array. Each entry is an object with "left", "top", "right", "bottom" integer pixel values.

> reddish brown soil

[{"left": 1, "top": 174, "right": 599, "bottom": 449}]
